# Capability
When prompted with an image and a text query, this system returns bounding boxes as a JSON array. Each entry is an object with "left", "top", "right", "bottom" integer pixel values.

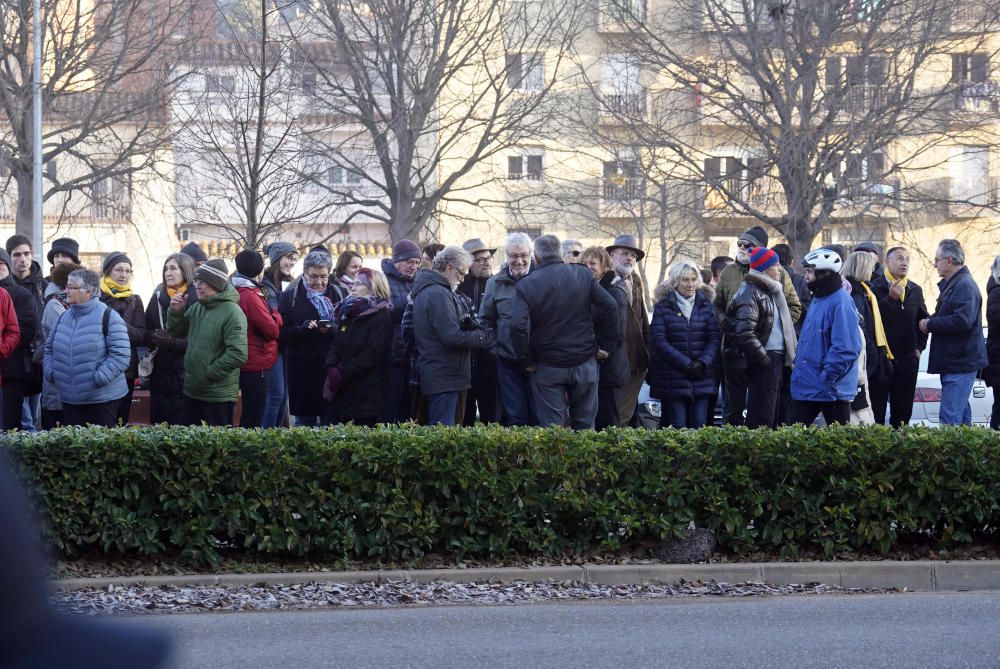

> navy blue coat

[
  {"left": 647, "top": 287, "right": 720, "bottom": 401},
  {"left": 926, "top": 266, "right": 987, "bottom": 374}
]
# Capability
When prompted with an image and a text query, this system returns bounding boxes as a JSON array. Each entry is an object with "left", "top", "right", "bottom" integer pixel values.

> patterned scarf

[
  {"left": 100, "top": 275, "right": 132, "bottom": 299},
  {"left": 306, "top": 286, "right": 334, "bottom": 321},
  {"left": 333, "top": 295, "right": 390, "bottom": 326}
]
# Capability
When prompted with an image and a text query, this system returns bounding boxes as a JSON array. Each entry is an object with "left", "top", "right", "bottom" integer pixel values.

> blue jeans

[
  {"left": 21, "top": 393, "right": 39, "bottom": 432},
  {"left": 939, "top": 372, "right": 975, "bottom": 425},
  {"left": 497, "top": 359, "right": 535, "bottom": 426},
  {"left": 427, "top": 392, "right": 460, "bottom": 426},
  {"left": 261, "top": 352, "right": 287, "bottom": 428},
  {"left": 661, "top": 397, "right": 710, "bottom": 429}
]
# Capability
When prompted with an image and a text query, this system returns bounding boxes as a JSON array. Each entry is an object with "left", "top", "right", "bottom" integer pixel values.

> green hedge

[{"left": 4, "top": 425, "right": 1000, "bottom": 564}]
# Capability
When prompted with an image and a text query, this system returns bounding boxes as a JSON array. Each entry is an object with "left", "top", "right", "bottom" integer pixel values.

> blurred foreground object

[{"left": 0, "top": 451, "right": 171, "bottom": 669}]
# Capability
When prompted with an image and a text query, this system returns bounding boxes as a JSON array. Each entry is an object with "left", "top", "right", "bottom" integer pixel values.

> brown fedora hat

[
  {"left": 462, "top": 238, "right": 497, "bottom": 256},
  {"left": 606, "top": 234, "right": 645, "bottom": 261}
]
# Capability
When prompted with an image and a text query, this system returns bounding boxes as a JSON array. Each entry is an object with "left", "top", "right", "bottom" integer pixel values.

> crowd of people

[{"left": 0, "top": 225, "right": 992, "bottom": 430}]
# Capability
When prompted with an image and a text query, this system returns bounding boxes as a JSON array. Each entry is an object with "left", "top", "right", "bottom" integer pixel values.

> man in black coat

[
  {"left": 381, "top": 239, "right": 421, "bottom": 422},
  {"left": 510, "top": 235, "right": 618, "bottom": 430},
  {"left": 458, "top": 237, "right": 499, "bottom": 425},
  {"left": 0, "top": 249, "right": 38, "bottom": 430},
  {"left": 411, "top": 246, "right": 495, "bottom": 425},
  {"left": 869, "top": 246, "right": 929, "bottom": 427}
]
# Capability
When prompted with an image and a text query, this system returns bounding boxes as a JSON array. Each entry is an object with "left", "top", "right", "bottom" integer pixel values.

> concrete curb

[{"left": 53, "top": 560, "right": 1000, "bottom": 593}]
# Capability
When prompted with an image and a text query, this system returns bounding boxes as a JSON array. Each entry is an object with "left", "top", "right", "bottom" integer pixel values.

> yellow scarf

[
  {"left": 100, "top": 275, "right": 133, "bottom": 299},
  {"left": 166, "top": 282, "right": 188, "bottom": 300},
  {"left": 883, "top": 268, "right": 908, "bottom": 303},
  {"left": 860, "top": 282, "right": 894, "bottom": 361}
]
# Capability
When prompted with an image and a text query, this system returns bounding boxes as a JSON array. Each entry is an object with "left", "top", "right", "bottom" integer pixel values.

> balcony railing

[
  {"left": 954, "top": 81, "right": 1000, "bottom": 114},
  {"left": 602, "top": 176, "right": 643, "bottom": 202},
  {"left": 598, "top": 92, "right": 647, "bottom": 124},
  {"left": 950, "top": 3, "right": 988, "bottom": 30},
  {"left": 597, "top": 0, "right": 645, "bottom": 32},
  {"left": 839, "top": 84, "right": 882, "bottom": 116},
  {"left": 948, "top": 176, "right": 1000, "bottom": 208}
]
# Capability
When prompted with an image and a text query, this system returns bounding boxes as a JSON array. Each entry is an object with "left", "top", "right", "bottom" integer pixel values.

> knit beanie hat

[
  {"left": 0, "top": 249, "right": 10, "bottom": 272},
  {"left": 180, "top": 241, "right": 209, "bottom": 264},
  {"left": 194, "top": 258, "right": 230, "bottom": 292},
  {"left": 310, "top": 244, "right": 331, "bottom": 256},
  {"left": 102, "top": 251, "right": 132, "bottom": 276},
  {"left": 47, "top": 237, "right": 80, "bottom": 265},
  {"left": 739, "top": 225, "right": 768, "bottom": 249},
  {"left": 264, "top": 241, "right": 296, "bottom": 266},
  {"left": 234, "top": 250, "right": 265, "bottom": 278},
  {"left": 749, "top": 247, "right": 779, "bottom": 273},
  {"left": 392, "top": 239, "right": 421, "bottom": 263}
]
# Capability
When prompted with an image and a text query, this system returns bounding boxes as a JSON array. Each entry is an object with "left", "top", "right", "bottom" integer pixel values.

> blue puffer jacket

[
  {"left": 790, "top": 272, "right": 862, "bottom": 402},
  {"left": 43, "top": 296, "right": 131, "bottom": 405},
  {"left": 647, "top": 285, "right": 720, "bottom": 401}
]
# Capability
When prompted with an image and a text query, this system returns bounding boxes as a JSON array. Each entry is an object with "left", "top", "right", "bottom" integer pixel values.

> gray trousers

[{"left": 530, "top": 359, "right": 599, "bottom": 430}]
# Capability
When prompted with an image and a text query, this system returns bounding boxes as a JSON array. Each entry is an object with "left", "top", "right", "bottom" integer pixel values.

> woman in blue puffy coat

[
  {"left": 43, "top": 269, "right": 131, "bottom": 427},
  {"left": 647, "top": 261, "right": 720, "bottom": 428}
]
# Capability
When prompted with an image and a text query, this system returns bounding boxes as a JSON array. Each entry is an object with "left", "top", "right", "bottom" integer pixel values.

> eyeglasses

[
  {"left": 737, "top": 241, "right": 754, "bottom": 250},
  {"left": 567, "top": 250, "right": 581, "bottom": 257},
  {"left": 933, "top": 257, "right": 947, "bottom": 265},
  {"left": 65, "top": 285, "right": 84, "bottom": 291},
  {"left": 451, "top": 265, "right": 468, "bottom": 279}
]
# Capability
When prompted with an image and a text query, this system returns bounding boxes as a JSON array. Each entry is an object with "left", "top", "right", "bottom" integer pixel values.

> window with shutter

[
  {"left": 505, "top": 54, "right": 522, "bottom": 90},
  {"left": 825, "top": 57, "right": 842, "bottom": 92},
  {"left": 971, "top": 53, "right": 990, "bottom": 82},
  {"left": 508, "top": 156, "right": 523, "bottom": 179},
  {"left": 526, "top": 155, "right": 543, "bottom": 180},
  {"left": 704, "top": 157, "right": 721, "bottom": 181}
]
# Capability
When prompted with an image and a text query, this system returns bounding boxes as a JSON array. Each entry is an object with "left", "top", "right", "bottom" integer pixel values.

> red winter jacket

[
  {"left": 0, "top": 288, "right": 20, "bottom": 385},
  {"left": 234, "top": 282, "right": 282, "bottom": 372}
]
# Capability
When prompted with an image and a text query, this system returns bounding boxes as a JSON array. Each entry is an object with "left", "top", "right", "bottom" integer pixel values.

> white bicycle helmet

[{"left": 801, "top": 247, "right": 842, "bottom": 273}]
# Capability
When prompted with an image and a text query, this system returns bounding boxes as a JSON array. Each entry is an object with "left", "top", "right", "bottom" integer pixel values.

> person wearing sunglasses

[
  {"left": 562, "top": 239, "right": 583, "bottom": 264},
  {"left": 714, "top": 225, "right": 803, "bottom": 426}
]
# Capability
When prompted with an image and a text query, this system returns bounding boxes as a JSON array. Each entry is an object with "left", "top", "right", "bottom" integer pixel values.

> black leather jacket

[{"left": 722, "top": 272, "right": 775, "bottom": 369}]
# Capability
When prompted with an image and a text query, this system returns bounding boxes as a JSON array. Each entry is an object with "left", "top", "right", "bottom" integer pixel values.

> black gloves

[{"left": 684, "top": 360, "right": 705, "bottom": 379}]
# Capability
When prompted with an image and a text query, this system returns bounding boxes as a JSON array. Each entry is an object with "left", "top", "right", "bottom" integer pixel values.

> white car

[{"left": 909, "top": 329, "right": 993, "bottom": 427}]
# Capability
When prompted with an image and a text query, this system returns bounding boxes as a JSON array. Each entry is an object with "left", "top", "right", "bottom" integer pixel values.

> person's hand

[
  {"left": 918, "top": 318, "right": 930, "bottom": 334},
  {"left": 151, "top": 330, "right": 175, "bottom": 348},
  {"left": 915, "top": 348, "right": 922, "bottom": 360},
  {"left": 169, "top": 292, "right": 186, "bottom": 313},
  {"left": 684, "top": 360, "right": 705, "bottom": 379},
  {"left": 596, "top": 349, "right": 609, "bottom": 360},
  {"left": 526, "top": 364, "right": 536, "bottom": 374},
  {"left": 326, "top": 366, "right": 344, "bottom": 394},
  {"left": 306, "top": 320, "right": 318, "bottom": 330},
  {"left": 888, "top": 279, "right": 905, "bottom": 301}
]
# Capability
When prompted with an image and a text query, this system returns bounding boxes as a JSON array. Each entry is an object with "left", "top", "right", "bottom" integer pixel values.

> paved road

[{"left": 126, "top": 593, "right": 1000, "bottom": 669}]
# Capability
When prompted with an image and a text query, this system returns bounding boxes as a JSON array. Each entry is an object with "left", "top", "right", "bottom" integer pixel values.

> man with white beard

[
  {"left": 714, "top": 225, "right": 803, "bottom": 425},
  {"left": 480, "top": 232, "right": 536, "bottom": 426},
  {"left": 606, "top": 234, "right": 651, "bottom": 426}
]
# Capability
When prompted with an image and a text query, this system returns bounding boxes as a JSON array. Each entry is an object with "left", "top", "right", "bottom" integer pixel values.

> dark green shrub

[{"left": 4, "top": 424, "right": 999, "bottom": 564}]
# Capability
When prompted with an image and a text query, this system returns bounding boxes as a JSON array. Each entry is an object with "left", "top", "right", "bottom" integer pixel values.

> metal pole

[{"left": 32, "top": 0, "right": 42, "bottom": 255}]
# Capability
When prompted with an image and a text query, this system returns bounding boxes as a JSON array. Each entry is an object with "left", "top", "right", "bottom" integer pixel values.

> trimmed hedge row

[{"left": 3, "top": 425, "right": 1000, "bottom": 564}]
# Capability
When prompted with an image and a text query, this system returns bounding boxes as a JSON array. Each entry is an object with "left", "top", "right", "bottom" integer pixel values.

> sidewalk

[{"left": 53, "top": 560, "right": 1000, "bottom": 592}]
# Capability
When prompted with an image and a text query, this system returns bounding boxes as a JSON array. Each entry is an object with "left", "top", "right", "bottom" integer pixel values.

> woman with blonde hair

[
  {"left": 648, "top": 260, "right": 720, "bottom": 428},
  {"left": 580, "top": 246, "right": 628, "bottom": 429},
  {"left": 324, "top": 267, "right": 394, "bottom": 426},
  {"left": 843, "top": 250, "right": 893, "bottom": 422}
]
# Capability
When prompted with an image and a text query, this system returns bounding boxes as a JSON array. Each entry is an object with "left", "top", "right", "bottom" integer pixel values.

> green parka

[{"left": 167, "top": 284, "right": 248, "bottom": 403}]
